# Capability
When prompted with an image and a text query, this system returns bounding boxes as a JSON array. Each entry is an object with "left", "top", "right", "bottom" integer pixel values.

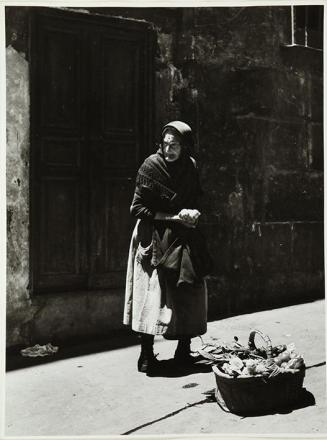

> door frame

[{"left": 29, "top": 7, "right": 155, "bottom": 294}]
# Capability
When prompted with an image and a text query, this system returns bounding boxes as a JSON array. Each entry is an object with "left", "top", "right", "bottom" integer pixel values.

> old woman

[{"left": 123, "top": 121, "right": 212, "bottom": 373}]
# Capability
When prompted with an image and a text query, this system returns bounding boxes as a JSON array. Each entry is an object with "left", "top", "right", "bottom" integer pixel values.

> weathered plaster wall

[
  {"left": 168, "top": 7, "right": 324, "bottom": 317},
  {"left": 6, "top": 6, "right": 324, "bottom": 347},
  {"left": 6, "top": 44, "right": 32, "bottom": 346}
]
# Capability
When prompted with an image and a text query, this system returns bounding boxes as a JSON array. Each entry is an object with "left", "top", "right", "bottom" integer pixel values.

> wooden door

[{"left": 31, "top": 9, "right": 154, "bottom": 293}]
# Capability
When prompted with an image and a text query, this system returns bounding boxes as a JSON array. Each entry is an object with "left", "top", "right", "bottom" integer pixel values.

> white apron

[{"left": 123, "top": 220, "right": 207, "bottom": 338}]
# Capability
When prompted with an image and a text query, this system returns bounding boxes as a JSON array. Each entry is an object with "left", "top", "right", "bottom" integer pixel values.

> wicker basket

[{"left": 212, "top": 330, "right": 305, "bottom": 415}]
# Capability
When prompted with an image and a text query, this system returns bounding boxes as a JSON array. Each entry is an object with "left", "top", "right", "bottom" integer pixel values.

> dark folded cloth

[{"left": 151, "top": 226, "right": 213, "bottom": 287}]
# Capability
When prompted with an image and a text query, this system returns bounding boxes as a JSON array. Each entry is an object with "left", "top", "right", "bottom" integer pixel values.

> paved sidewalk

[{"left": 5, "top": 299, "right": 326, "bottom": 437}]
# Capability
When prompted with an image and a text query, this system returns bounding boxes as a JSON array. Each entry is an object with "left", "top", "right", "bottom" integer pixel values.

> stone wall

[
  {"left": 6, "top": 6, "right": 324, "bottom": 347},
  {"left": 6, "top": 43, "right": 31, "bottom": 345}
]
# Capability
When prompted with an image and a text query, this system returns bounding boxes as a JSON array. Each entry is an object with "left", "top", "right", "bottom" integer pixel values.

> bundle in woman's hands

[{"left": 171, "top": 209, "right": 201, "bottom": 228}]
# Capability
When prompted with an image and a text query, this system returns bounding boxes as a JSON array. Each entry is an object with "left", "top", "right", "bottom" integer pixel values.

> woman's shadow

[{"left": 146, "top": 358, "right": 213, "bottom": 377}]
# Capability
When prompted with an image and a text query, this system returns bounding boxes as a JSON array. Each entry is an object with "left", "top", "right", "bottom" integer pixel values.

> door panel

[
  {"left": 40, "top": 26, "right": 82, "bottom": 132},
  {"left": 41, "top": 138, "right": 81, "bottom": 168},
  {"left": 101, "top": 39, "right": 138, "bottom": 132},
  {"left": 32, "top": 14, "right": 87, "bottom": 292},
  {"left": 31, "top": 9, "right": 154, "bottom": 293},
  {"left": 103, "top": 141, "right": 136, "bottom": 169},
  {"left": 88, "top": 178, "right": 134, "bottom": 288},
  {"left": 88, "top": 26, "right": 147, "bottom": 289},
  {"left": 40, "top": 179, "right": 80, "bottom": 274}
]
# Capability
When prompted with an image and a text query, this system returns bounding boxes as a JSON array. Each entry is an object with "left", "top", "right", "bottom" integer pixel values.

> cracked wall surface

[
  {"left": 6, "top": 44, "right": 33, "bottom": 346},
  {"left": 6, "top": 6, "right": 324, "bottom": 347}
]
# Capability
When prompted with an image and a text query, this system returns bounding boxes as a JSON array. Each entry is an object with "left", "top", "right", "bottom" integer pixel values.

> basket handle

[{"left": 248, "top": 329, "right": 273, "bottom": 359}]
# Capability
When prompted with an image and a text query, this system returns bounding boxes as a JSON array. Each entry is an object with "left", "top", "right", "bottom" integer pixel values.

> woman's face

[{"left": 162, "top": 132, "right": 182, "bottom": 162}]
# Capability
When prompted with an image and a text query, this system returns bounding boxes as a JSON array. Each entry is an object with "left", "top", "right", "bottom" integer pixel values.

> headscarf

[
  {"left": 161, "top": 120, "right": 194, "bottom": 153},
  {"left": 135, "top": 121, "right": 201, "bottom": 210}
]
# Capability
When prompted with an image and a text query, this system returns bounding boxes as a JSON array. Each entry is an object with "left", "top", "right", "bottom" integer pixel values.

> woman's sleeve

[{"left": 130, "top": 185, "right": 156, "bottom": 220}]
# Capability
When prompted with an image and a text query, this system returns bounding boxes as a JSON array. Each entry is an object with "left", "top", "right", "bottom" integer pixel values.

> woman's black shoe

[
  {"left": 138, "top": 333, "right": 157, "bottom": 373},
  {"left": 174, "top": 338, "right": 197, "bottom": 365},
  {"left": 174, "top": 350, "right": 197, "bottom": 365},
  {"left": 137, "top": 352, "right": 159, "bottom": 373}
]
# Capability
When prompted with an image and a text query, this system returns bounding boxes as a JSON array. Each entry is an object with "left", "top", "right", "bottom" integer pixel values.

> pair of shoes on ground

[{"left": 138, "top": 350, "right": 197, "bottom": 373}]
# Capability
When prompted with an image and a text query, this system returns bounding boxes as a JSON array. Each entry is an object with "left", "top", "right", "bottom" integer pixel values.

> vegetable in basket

[{"left": 197, "top": 331, "right": 305, "bottom": 378}]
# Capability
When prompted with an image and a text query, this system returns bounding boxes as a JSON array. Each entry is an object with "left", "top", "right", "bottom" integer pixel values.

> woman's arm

[
  {"left": 154, "top": 211, "right": 199, "bottom": 228},
  {"left": 154, "top": 212, "right": 175, "bottom": 221},
  {"left": 130, "top": 177, "right": 200, "bottom": 228},
  {"left": 130, "top": 186, "right": 155, "bottom": 220},
  {"left": 130, "top": 185, "right": 178, "bottom": 222}
]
